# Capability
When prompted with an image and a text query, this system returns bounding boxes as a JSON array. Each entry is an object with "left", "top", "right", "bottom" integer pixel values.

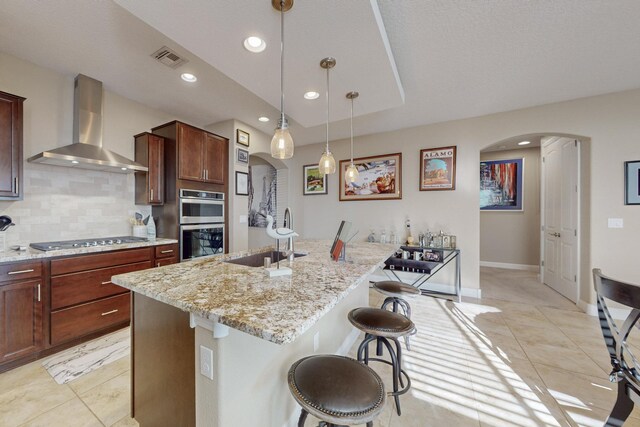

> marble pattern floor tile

[{"left": 42, "top": 328, "right": 130, "bottom": 385}]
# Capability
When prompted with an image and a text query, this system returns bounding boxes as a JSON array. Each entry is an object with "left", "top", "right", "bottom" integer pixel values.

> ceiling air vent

[{"left": 151, "top": 46, "right": 188, "bottom": 69}]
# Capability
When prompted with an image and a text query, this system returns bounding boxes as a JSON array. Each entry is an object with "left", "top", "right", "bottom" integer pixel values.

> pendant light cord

[
  {"left": 350, "top": 97, "right": 354, "bottom": 162},
  {"left": 325, "top": 65, "right": 330, "bottom": 153},
  {"left": 280, "top": 0, "right": 285, "bottom": 123}
]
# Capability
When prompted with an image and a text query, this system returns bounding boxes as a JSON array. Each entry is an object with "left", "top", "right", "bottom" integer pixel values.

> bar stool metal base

[
  {"left": 381, "top": 296, "right": 417, "bottom": 351},
  {"left": 298, "top": 410, "right": 373, "bottom": 427},
  {"left": 357, "top": 333, "right": 411, "bottom": 416}
]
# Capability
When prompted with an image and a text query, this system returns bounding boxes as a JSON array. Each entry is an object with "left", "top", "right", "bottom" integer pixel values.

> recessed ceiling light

[
  {"left": 258, "top": 116, "right": 270, "bottom": 122},
  {"left": 518, "top": 140, "right": 531, "bottom": 146},
  {"left": 71, "top": 160, "right": 79, "bottom": 164},
  {"left": 243, "top": 36, "right": 266, "bottom": 53},
  {"left": 304, "top": 91, "right": 320, "bottom": 100},
  {"left": 121, "top": 167, "right": 128, "bottom": 171},
  {"left": 181, "top": 73, "right": 197, "bottom": 83}
]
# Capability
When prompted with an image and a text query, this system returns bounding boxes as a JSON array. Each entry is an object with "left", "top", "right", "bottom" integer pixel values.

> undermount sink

[{"left": 225, "top": 251, "right": 307, "bottom": 268}]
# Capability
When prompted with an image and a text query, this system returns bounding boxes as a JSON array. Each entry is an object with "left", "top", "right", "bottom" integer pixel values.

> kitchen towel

[{"left": 42, "top": 328, "right": 130, "bottom": 384}]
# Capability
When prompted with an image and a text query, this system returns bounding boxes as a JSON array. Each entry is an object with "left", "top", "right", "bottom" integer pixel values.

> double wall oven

[{"left": 179, "top": 189, "right": 224, "bottom": 261}]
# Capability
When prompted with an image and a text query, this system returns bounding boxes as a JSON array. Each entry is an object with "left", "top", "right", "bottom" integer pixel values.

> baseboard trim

[
  {"left": 578, "top": 300, "right": 631, "bottom": 320},
  {"left": 480, "top": 261, "right": 539, "bottom": 272}
]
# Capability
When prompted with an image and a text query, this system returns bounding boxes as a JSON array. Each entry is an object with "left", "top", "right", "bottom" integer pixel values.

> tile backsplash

[{"left": 0, "top": 164, "right": 151, "bottom": 247}]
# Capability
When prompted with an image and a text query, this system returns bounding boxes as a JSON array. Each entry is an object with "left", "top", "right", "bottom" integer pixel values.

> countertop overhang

[
  {"left": 112, "top": 240, "right": 397, "bottom": 345},
  {"left": 0, "top": 238, "right": 178, "bottom": 263}
]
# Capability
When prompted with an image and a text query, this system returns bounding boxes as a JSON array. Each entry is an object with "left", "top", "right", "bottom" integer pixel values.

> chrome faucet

[{"left": 283, "top": 207, "right": 294, "bottom": 261}]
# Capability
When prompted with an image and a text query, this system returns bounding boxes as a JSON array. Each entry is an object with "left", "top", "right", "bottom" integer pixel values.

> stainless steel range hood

[{"left": 28, "top": 74, "right": 148, "bottom": 173}]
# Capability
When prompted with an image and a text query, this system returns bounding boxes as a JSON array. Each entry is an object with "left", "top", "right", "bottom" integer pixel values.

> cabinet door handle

[
  {"left": 101, "top": 280, "right": 113, "bottom": 285},
  {"left": 36, "top": 284, "right": 41, "bottom": 302},
  {"left": 14, "top": 177, "right": 18, "bottom": 194},
  {"left": 101, "top": 309, "right": 119, "bottom": 316},
  {"left": 7, "top": 268, "right": 34, "bottom": 275},
  {"left": 160, "top": 250, "right": 174, "bottom": 254},
  {"left": 150, "top": 188, "right": 154, "bottom": 201}
]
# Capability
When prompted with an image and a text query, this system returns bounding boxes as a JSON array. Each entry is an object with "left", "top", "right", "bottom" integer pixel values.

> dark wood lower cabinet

[
  {"left": 0, "top": 279, "right": 43, "bottom": 363},
  {"left": 132, "top": 293, "right": 195, "bottom": 426},
  {"left": 0, "top": 243, "right": 179, "bottom": 372}
]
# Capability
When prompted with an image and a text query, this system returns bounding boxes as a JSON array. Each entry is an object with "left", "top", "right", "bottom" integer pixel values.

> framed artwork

[
  {"left": 236, "top": 129, "right": 250, "bottom": 147},
  {"left": 420, "top": 146, "right": 457, "bottom": 191},
  {"left": 480, "top": 158, "right": 524, "bottom": 210},
  {"left": 339, "top": 153, "right": 402, "bottom": 201},
  {"left": 625, "top": 160, "right": 640, "bottom": 205},
  {"left": 235, "top": 171, "right": 249, "bottom": 196},
  {"left": 236, "top": 148, "right": 249, "bottom": 164},
  {"left": 303, "top": 164, "right": 328, "bottom": 195}
]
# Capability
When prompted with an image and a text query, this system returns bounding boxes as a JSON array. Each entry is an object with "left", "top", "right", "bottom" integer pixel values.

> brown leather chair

[
  {"left": 593, "top": 269, "right": 640, "bottom": 427},
  {"left": 349, "top": 307, "right": 414, "bottom": 416},
  {"left": 373, "top": 280, "right": 420, "bottom": 349},
  {"left": 288, "top": 355, "right": 386, "bottom": 426}
]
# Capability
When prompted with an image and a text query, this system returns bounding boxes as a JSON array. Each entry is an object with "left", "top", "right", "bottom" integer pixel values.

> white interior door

[{"left": 541, "top": 137, "right": 579, "bottom": 302}]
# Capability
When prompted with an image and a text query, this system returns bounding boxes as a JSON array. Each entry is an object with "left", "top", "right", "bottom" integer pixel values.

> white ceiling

[{"left": 1, "top": 0, "right": 640, "bottom": 146}]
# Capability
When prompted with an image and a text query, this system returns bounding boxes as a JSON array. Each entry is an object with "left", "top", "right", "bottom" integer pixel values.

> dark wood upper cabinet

[
  {"left": 178, "top": 123, "right": 205, "bottom": 182},
  {"left": 135, "top": 132, "right": 164, "bottom": 205},
  {"left": 0, "top": 91, "right": 26, "bottom": 200},
  {"left": 0, "top": 278, "right": 43, "bottom": 363},
  {"left": 203, "top": 133, "right": 225, "bottom": 184}
]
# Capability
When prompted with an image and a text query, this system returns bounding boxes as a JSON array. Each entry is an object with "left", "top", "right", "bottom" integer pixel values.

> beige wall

[
  {"left": 289, "top": 88, "right": 640, "bottom": 306},
  {"left": 0, "top": 51, "right": 180, "bottom": 246},
  {"left": 480, "top": 147, "right": 541, "bottom": 267}
]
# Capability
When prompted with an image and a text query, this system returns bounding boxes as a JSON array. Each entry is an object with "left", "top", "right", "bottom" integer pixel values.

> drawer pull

[
  {"left": 101, "top": 309, "right": 119, "bottom": 316},
  {"left": 7, "top": 268, "right": 35, "bottom": 275},
  {"left": 37, "top": 284, "right": 41, "bottom": 302},
  {"left": 160, "top": 250, "right": 174, "bottom": 254},
  {"left": 101, "top": 280, "right": 113, "bottom": 285}
]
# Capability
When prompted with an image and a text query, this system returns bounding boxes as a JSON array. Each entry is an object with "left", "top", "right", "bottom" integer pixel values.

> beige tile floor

[{"left": 1, "top": 267, "right": 638, "bottom": 426}]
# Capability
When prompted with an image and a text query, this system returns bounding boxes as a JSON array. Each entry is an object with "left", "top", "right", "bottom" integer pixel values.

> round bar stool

[
  {"left": 288, "top": 355, "right": 386, "bottom": 427},
  {"left": 348, "top": 307, "right": 414, "bottom": 416},
  {"left": 373, "top": 281, "right": 420, "bottom": 350}
]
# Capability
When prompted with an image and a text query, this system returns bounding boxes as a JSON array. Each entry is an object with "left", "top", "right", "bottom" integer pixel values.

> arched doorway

[
  {"left": 247, "top": 153, "right": 289, "bottom": 249},
  {"left": 479, "top": 133, "right": 590, "bottom": 306}
]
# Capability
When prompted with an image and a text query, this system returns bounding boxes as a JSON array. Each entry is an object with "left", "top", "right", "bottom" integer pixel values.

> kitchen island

[{"left": 111, "top": 239, "right": 397, "bottom": 427}]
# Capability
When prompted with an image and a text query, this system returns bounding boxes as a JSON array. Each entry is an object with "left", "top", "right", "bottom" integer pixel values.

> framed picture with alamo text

[
  {"left": 420, "top": 146, "right": 457, "bottom": 191},
  {"left": 339, "top": 153, "right": 402, "bottom": 201}
]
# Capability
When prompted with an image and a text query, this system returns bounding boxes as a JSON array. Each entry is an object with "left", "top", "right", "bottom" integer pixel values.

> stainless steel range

[{"left": 30, "top": 236, "right": 148, "bottom": 251}]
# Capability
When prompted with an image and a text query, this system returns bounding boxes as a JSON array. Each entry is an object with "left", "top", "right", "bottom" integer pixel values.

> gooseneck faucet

[{"left": 283, "top": 207, "right": 294, "bottom": 260}]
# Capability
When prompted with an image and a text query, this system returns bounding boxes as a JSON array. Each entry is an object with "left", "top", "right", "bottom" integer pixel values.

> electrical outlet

[
  {"left": 608, "top": 218, "right": 624, "bottom": 229},
  {"left": 239, "top": 215, "right": 248, "bottom": 224},
  {"left": 313, "top": 331, "right": 320, "bottom": 352},
  {"left": 200, "top": 345, "right": 214, "bottom": 380}
]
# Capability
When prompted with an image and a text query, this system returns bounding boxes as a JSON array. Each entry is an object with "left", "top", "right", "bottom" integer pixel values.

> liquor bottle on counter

[{"left": 405, "top": 219, "right": 414, "bottom": 245}]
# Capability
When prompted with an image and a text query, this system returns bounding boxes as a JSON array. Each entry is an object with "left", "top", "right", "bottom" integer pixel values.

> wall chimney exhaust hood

[{"left": 28, "top": 74, "right": 148, "bottom": 173}]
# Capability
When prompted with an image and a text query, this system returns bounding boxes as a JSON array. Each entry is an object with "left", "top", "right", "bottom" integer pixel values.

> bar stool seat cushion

[
  {"left": 348, "top": 307, "right": 415, "bottom": 338},
  {"left": 373, "top": 281, "right": 420, "bottom": 298},
  {"left": 288, "top": 355, "right": 385, "bottom": 425}
]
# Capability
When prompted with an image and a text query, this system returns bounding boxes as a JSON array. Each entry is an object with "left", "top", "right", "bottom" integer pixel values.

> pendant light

[
  {"left": 345, "top": 91, "right": 359, "bottom": 183},
  {"left": 270, "top": 0, "right": 294, "bottom": 160},
  {"left": 318, "top": 57, "right": 336, "bottom": 175}
]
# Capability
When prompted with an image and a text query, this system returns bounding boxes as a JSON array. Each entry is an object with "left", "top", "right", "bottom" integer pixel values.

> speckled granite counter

[
  {"left": 0, "top": 238, "right": 178, "bottom": 263},
  {"left": 112, "top": 240, "right": 397, "bottom": 344}
]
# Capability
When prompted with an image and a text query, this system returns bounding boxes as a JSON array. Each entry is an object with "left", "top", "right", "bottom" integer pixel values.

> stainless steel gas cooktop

[{"left": 30, "top": 236, "right": 148, "bottom": 251}]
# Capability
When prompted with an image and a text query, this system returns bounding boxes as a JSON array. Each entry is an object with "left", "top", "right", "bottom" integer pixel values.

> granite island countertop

[
  {"left": 0, "top": 238, "right": 178, "bottom": 263},
  {"left": 111, "top": 240, "right": 397, "bottom": 345}
]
